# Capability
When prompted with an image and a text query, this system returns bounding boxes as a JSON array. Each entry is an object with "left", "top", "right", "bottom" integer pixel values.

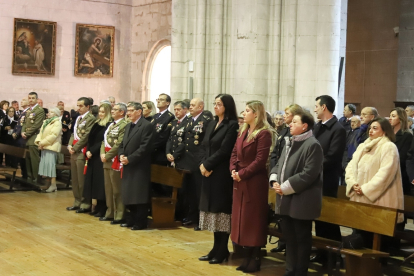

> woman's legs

[
  {"left": 45, "top": 177, "right": 57, "bottom": 192},
  {"left": 209, "top": 232, "right": 230, "bottom": 264},
  {"left": 199, "top": 232, "right": 220, "bottom": 261}
]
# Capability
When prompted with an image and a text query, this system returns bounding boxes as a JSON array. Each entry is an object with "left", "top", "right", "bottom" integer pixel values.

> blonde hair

[
  {"left": 97, "top": 103, "right": 112, "bottom": 126},
  {"left": 142, "top": 101, "right": 156, "bottom": 117},
  {"left": 285, "top": 104, "right": 303, "bottom": 116},
  {"left": 239, "top": 100, "right": 272, "bottom": 142}
]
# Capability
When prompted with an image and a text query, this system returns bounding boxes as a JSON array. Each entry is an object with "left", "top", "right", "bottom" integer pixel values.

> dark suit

[
  {"left": 165, "top": 116, "right": 190, "bottom": 166},
  {"left": 1, "top": 116, "right": 18, "bottom": 166},
  {"left": 119, "top": 117, "right": 153, "bottom": 228},
  {"left": 313, "top": 116, "right": 346, "bottom": 245},
  {"left": 338, "top": 116, "right": 352, "bottom": 133},
  {"left": 12, "top": 108, "right": 29, "bottom": 178},
  {"left": 150, "top": 110, "right": 175, "bottom": 165},
  {"left": 270, "top": 126, "right": 291, "bottom": 169},
  {"left": 61, "top": 110, "right": 71, "bottom": 146},
  {"left": 180, "top": 113, "right": 212, "bottom": 223}
]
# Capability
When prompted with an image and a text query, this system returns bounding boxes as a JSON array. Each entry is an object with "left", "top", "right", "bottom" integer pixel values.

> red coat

[{"left": 230, "top": 129, "right": 272, "bottom": 247}]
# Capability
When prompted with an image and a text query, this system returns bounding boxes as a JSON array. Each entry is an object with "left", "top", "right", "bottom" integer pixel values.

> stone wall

[{"left": 0, "top": 0, "right": 132, "bottom": 110}]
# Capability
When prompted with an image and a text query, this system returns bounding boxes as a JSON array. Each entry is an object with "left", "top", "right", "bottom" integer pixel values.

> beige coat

[
  {"left": 345, "top": 136, "right": 404, "bottom": 223},
  {"left": 34, "top": 117, "right": 62, "bottom": 153}
]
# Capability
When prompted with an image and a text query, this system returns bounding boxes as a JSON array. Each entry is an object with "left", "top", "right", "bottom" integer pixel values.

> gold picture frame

[
  {"left": 74, "top": 23, "right": 115, "bottom": 77},
  {"left": 12, "top": 18, "right": 57, "bottom": 76}
]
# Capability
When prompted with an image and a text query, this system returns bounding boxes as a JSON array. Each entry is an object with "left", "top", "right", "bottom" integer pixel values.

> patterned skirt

[{"left": 199, "top": 211, "right": 231, "bottom": 233}]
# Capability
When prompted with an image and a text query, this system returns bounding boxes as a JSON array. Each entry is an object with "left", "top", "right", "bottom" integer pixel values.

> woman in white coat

[
  {"left": 345, "top": 117, "right": 404, "bottom": 249},
  {"left": 35, "top": 107, "right": 62, "bottom": 192}
]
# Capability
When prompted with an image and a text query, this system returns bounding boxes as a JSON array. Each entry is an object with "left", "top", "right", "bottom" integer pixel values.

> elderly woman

[
  {"left": 269, "top": 111, "right": 323, "bottom": 276},
  {"left": 273, "top": 111, "right": 285, "bottom": 134},
  {"left": 142, "top": 101, "right": 156, "bottom": 121},
  {"left": 389, "top": 107, "right": 413, "bottom": 195},
  {"left": 230, "top": 100, "right": 273, "bottom": 273},
  {"left": 35, "top": 107, "right": 62, "bottom": 192},
  {"left": 346, "top": 117, "right": 404, "bottom": 248}
]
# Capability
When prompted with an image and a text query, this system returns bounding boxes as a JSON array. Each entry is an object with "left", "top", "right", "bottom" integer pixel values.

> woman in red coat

[{"left": 230, "top": 100, "right": 273, "bottom": 273}]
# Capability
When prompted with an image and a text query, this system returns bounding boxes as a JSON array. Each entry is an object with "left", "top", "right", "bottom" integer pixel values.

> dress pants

[
  {"left": 70, "top": 152, "right": 91, "bottom": 209},
  {"left": 126, "top": 204, "right": 148, "bottom": 228},
  {"left": 184, "top": 171, "right": 202, "bottom": 223},
  {"left": 281, "top": 216, "right": 312, "bottom": 276},
  {"left": 103, "top": 168, "right": 124, "bottom": 220},
  {"left": 26, "top": 145, "right": 40, "bottom": 181}
]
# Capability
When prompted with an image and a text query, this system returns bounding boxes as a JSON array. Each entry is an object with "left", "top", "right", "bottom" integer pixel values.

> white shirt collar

[
  {"left": 193, "top": 112, "right": 202, "bottom": 121},
  {"left": 133, "top": 116, "right": 141, "bottom": 124},
  {"left": 23, "top": 107, "right": 30, "bottom": 112},
  {"left": 113, "top": 118, "right": 123, "bottom": 124},
  {"left": 159, "top": 109, "right": 168, "bottom": 116},
  {"left": 80, "top": 111, "right": 89, "bottom": 119},
  {"left": 322, "top": 116, "right": 334, "bottom": 125},
  {"left": 31, "top": 104, "right": 39, "bottom": 110}
]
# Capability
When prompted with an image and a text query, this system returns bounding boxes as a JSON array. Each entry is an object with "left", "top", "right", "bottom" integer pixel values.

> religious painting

[
  {"left": 12, "top": 18, "right": 57, "bottom": 76},
  {"left": 74, "top": 24, "right": 115, "bottom": 77}
]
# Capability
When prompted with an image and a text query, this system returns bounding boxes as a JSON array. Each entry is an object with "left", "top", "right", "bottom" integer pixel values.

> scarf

[{"left": 42, "top": 116, "right": 58, "bottom": 133}]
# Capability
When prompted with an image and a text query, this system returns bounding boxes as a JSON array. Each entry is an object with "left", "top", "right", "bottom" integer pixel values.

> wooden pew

[
  {"left": 150, "top": 164, "right": 189, "bottom": 228},
  {"left": 0, "top": 143, "right": 27, "bottom": 191},
  {"left": 268, "top": 196, "right": 398, "bottom": 276},
  {"left": 56, "top": 146, "right": 71, "bottom": 188}
]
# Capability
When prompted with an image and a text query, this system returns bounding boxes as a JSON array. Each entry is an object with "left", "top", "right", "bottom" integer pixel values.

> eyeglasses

[
  {"left": 127, "top": 109, "right": 137, "bottom": 113},
  {"left": 156, "top": 98, "right": 167, "bottom": 102},
  {"left": 213, "top": 102, "right": 223, "bottom": 107}
]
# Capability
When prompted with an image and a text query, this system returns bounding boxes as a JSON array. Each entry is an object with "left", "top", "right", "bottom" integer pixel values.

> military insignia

[
  {"left": 151, "top": 119, "right": 154, "bottom": 123},
  {"left": 156, "top": 123, "right": 163, "bottom": 133},
  {"left": 177, "top": 127, "right": 184, "bottom": 136},
  {"left": 178, "top": 137, "right": 182, "bottom": 142},
  {"left": 114, "top": 139, "right": 118, "bottom": 143},
  {"left": 81, "top": 129, "right": 85, "bottom": 134},
  {"left": 63, "top": 121, "right": 67, "bottom": 124},
  {"left": 30, "top": 120, "right": 34, "bottom": 124},
  {"left": 168, "top": 123, "right": 172, "bottom": 127},
  {"left": 194, "top": 135, "right": 199, "bottom": 139},
  {"left": 29, "top": 113, "right": 35, "bottom": 119},
  {"left": 194, "top": 140, "right": 199, "bottom": 145},
  {"left": 79, "top": 134, "right": 83, "bottom": 137},
  {"left": 172, "top": 126, "right": 175, "bottom": 131},
  {"left": 108, "top": 138, "right": 112, "bottom": 143}
]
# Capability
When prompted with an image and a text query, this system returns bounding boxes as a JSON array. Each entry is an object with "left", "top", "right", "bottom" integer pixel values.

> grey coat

[
  {"left": 118, "top": 118, "right": 153, "bottom": 205},
  {"left": 270, "top": 134, "right": 323, "bottom": 220}
]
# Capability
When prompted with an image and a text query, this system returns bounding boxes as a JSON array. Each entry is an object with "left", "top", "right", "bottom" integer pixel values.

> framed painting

[
  {"left": 74, "top": 24, "right": 115, "bottom": 77},
  {"left": 12, "top": 18, "right": 57, "bottom": 76}
]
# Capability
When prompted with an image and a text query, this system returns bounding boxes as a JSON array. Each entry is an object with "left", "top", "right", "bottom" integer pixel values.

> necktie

[{"left": 177, "top": 120, "right": 181, "bottom": 124}]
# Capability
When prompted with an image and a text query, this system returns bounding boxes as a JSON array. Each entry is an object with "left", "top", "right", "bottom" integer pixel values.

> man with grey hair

[
  {"left": 119, "top": 101, "right": 153, "bottom": 230},
  {"left": 99, "top": 103, "right": 128, "bottom": 224},
  {"left": 108, "top": 96, "right": 115, "bottom": 108},
  {"left": 272, "top": 111, "right": 285, "bottom": 134}
]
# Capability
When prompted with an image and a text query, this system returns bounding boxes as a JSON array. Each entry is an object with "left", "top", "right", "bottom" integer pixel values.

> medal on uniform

[
  {"left": 30, "top": 120, "right": 34, "bottom": 123},
  {"left": 194, "top": 140, "right": 199, "bottom": 145},
  {"left": 178, "top": 137, "right": 182, "bottom": 142},
  {"left": 194, "top": 135, "right": 199, "bottom": 139},
  {"left": 114, "top": 139, "right": 118, "bottom": 143},
  {"left": 108, "top": 138, "right": 112, "bottom": 143},
  {"left": 81, "top": 129, "right": 85, "bottom": 134},
  {"left": 79, "top": 134, "right": 83, "bottom": 137}
]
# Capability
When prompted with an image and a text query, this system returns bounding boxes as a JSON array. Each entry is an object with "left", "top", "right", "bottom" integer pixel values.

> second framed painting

[{"left": 74, "top": 24, "right": 115, "bottom": 77}]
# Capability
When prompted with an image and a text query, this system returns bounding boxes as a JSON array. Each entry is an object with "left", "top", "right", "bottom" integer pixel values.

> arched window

[{"left": 149, "top": 46, "right": 171, "bottom": 104}]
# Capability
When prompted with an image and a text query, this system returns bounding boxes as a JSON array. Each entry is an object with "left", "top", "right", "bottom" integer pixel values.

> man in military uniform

[
  {"left": 12, "top": 98, "right": 30, "bottom": 179},
  {"left": 166, "top": 101, "right": 189, "bottom": 167},
  {"left": 21, "top": 92, "right": 45, "bottom": 183},
  {"left": 180, "top": 98, "right": 211, "bottom": 230},
  {"left": 100, "top": 103, "right": 128, "bottom": 224},
  {"left": 66, "top": 97, "right": 95, "bottom": 212}
]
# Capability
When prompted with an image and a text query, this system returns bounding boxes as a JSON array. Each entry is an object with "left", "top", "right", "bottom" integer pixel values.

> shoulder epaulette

[{"left": 203, "top": 115, "right": 210, "bottom": 120}]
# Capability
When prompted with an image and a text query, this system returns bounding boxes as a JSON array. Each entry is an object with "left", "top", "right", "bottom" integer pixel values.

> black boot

[
  {"left": 199, "top": 232, "right": 220, "bottom": 261},
  {"left": 243, "top": 246, "right": 261, "bottom": 273},
  {"left": 236, "top": 247, "right": 253, "bottom": 271},
  {"left": 209, "top": 232, "right": 230, "bottom": 264}
]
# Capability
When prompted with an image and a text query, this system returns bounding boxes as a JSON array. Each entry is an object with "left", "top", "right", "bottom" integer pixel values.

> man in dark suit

[
  {"left": 119, "top": 102, "right": 153, "bottom": 230},
  {"left": 312, "top": 95, "right": 346, "bottom": 264},
  {"left": 338, "top": 103, "right": 356, "bottom": 133},
  {"left": 179, "top": 98, "right": 212, "bottom": 230},
  {"left": 166, "top": 101, "right": 189, "bottom": 167},
  {"left": 12, "top": 98, "right": 30, "bottom": 179},
  {"left": 11, "top": 101, "right": 21, "bottom": 116},
  {"left": 151, "top": 93, "right": 175, "bottom": 166},
  {"left": 58, "top": 105, "right": 72, "bottom": 146}
]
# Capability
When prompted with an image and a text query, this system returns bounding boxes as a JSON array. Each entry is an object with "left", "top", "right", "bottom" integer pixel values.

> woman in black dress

[
  {"left": 198, "top": 94, "right": 239, "bottom": 264},
  {"left": 84, "top": 103, "right": 113, "bottom": 217}
]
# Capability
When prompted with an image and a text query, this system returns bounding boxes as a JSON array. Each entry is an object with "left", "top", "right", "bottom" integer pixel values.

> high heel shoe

[
  {"left": 198, "top": 255, "right": 213, "bottom": 261},
  {"left": 209, "top": 252, "right": 229, "bottom": 264},
  {"left": 236, "top": 257, "right": 251, "bottom": 271},
  {"left": 243, "top": 257, "right": 261, "bottom": 273},
  {"left": 44, "top": 186, "right": 57, "bottom": 193}
]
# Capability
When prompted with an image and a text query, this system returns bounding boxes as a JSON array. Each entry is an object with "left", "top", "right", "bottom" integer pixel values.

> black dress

[
  {"left": 395, "top": 129, "right": 413, "bottom": 194},
  {"left": 83, "top": 122, "right": 110, "bottom": 202},
  {"left": 1, "top": 116, "right": 18, "bottom": 166},
  {"left": 199, "top": 119, "right": 239, "bottom": 232}
]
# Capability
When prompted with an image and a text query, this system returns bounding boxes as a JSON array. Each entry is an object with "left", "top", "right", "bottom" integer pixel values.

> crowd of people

[{"left": 1, "top": 91, "right": 413, "bottom": 275}]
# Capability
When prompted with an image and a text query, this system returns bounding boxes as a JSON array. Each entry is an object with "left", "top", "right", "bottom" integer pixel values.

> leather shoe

[
  {"left": 121, "top": 223, "right": 133, "bottom": 227},
  {"left": 94, "top": 212, "right": 104, "bottom": 218},
  {"left": 66, "top": 206, "right": 79, "bottom": 211},
  {"left": 89, "top": 210, "right": 99, "bottom": 216},
  {"left": 199, "top": 255, "right": 213, "bottom": 261},
  {"left": 182, "top": 220, "right": 194, "bottom": 226},
  {"left": 270, "top": 243, "right": 286, "bottom": 253},
  {"left": 194, "top": 226, "right": 201, "bottom": 231},
  {"left": 76, "top": 208, "right": 91, "bottom": 214},
  {"left": 99, "top": 217, "right": 114, "bottom": 221},
  {"left": 110, "top": 220, "right": 125, "bottom": 225},
  {"left": 131, "top": 225, "right": 147, "bottom": 230}
]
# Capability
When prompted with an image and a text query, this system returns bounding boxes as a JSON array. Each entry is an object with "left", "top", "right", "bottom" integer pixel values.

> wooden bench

[
  {"left": 149, "top": 164, "right": 189, "bottom": 228},
  {"left": 0, "top": 143, "right": 27, "bottom": 191},
  {"left": 56, "top": 146, "right": 71, "bottom": 188},
  {"left": 268, "top": 196, "right": 398, "bottom": 276}
]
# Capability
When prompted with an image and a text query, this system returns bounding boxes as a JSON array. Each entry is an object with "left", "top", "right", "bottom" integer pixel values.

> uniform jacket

[
  {"left": 178, "top": 113, "right": 212, "bottom": 171},
  {"left": 345, "top": 136, "right": 404, "bottom": 223},
  {"left": 22, "top": 105, "right": 45, "bottom": 146},
  {"left": 34, "top": 117, "right": 62, "bottom": 153},
  {"left": 199, "top": 119, "right": 238, "bottom": 214},
  {"left": 313, "top": 116, "right": 346, "bottom": 196},
  {"left": 270, "top": 131, "right": 323, "bottom": 220},
  {"left": 69, "top": 112, "right": 95, "bottom": 153},
  {"left": 150, "top": 110, "right": 175, "bottom": 165},
  {"left": 100, "top": 118, "right": 127, "bottom": 169},
  {"left": 165, "top": 116, "right": 190, "bottom": 162},
  {"left": 12, "top": 108, "right": 29, "bottom": 147},
  {"left": 119, "top": 118, "right": 153, "bottom": 205}
]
